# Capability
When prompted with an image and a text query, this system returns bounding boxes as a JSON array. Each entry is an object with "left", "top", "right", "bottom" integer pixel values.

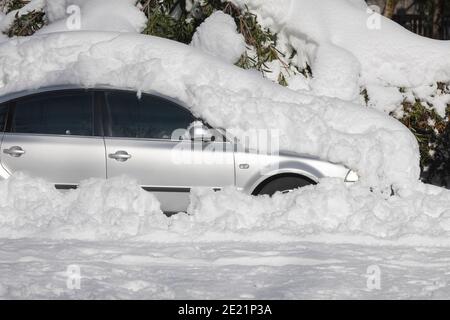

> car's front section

[{"left": 233, "top": 149, "right": 358, "bottom": 196}]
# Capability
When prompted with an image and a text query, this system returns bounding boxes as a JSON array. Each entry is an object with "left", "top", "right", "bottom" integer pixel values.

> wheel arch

[{"left": 250, "top": 172, "right": 317, "bottom": 196}]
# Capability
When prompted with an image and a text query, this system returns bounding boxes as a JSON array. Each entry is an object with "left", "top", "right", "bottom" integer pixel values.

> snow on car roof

[{"left": 0, "top": 31, "right": 420, "bottom": 187}]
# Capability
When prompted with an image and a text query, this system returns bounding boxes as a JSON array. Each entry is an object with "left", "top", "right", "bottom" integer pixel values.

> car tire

[{"left": 254, "top": 175, "right": 316, "bottom": 196}]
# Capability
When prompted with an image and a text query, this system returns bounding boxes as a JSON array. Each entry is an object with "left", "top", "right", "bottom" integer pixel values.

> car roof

[{"left": 0, "top": 84, "right": 189, "bottom": 109}]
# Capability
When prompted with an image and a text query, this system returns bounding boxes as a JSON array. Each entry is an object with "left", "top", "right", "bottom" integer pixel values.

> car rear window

[{"left": 11, "top": 91, "right": 94, "bottom": 136}]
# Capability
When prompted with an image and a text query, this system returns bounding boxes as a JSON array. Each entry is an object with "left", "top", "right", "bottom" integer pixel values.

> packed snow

[
  {"left": 0, "top": 174, "right": 449, "bottom": 299},
  {"left": 0, "top": 174, "right": 164, "bottom": 241},
  {"left": 1, "top": 174, "right": 450, "bottom": 246},
  {"left": 1, "top": 240, "right": 450, "bottom": 299}
]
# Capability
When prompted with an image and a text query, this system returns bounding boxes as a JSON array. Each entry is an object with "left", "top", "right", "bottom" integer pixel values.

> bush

[
  {"left": 2, "top": 0, "right": 46, "bottom": 37},
  {"left": 396, "top": 84, "right": 450, "bottom": 187}
]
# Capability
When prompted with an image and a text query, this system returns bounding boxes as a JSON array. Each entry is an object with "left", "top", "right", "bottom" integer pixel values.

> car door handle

[
  {"left": 3, "top": 146, "right": 25, "bottom": 157},
  {"left": 108, "top": 150, "right": 132, "bottom": 162}
]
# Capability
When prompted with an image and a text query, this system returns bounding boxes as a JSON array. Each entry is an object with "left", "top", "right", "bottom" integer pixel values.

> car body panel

[
  {"left": 1, "top": 133, "right": 107, "bottom": 185},
  {"left": 234, "top": 151, "right": 350, "bottom": 194},
  {"left": 104, "top": 138, "right": 235, "bottom": 212}
]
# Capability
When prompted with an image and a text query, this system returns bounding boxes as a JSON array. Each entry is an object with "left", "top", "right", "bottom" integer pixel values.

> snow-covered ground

[
  {"left": 1, "top": 239, "right": 450, "bottom": 299},
  {"left": 0, "top": 175, "right": 449, "bottom": 299}
]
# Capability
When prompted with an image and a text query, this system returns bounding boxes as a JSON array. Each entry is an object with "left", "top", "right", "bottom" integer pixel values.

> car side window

[
  {"left": 0, "top": 103, "right": 7, "bottom": 132},
  {"left": 105, "top": 91, "right": 195, "bottom": 140},
  {"left": 10, "top": 91, "right": 94, "bottom": 136}
]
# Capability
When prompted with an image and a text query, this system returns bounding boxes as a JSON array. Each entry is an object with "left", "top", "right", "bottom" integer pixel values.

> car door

[
  {"left": 102, "top": 90, "right": 235, "bottom": 213},
  {"left": 0, "top": 89, "right": 106, "bottom": 187}
]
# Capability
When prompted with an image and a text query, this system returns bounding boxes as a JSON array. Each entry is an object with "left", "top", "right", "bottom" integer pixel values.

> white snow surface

[
  {"left": 190, "top": 11, "right": 246, "bottom": 64},
  {"left": 0, "top": 32, "right": 420, "bottom": 187},
  {"left": 231, "top": 0, "right": 450, "bottom": 113},
  {"left": 38, "top": 0, "right": 147, "bottom": 34},
  {"left": 1, "top": 174, "right": 450, "bottom": 299},
  {"left": 0, "top": 0, "right": 146, "bottom": 35},
  {"left": 1, "top": 239, "right": 450, "bottom": 299},
  {"left": 0, "top": 174, "right": 450, "bottom": 245}
]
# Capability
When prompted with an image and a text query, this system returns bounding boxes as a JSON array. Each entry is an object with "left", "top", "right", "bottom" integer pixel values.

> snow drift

[
  {"left": 0, "top": 173, "right": 164, "bottom": 240},
  {"left": 1, "top": 174, "right": 450, "bottom": 244}
]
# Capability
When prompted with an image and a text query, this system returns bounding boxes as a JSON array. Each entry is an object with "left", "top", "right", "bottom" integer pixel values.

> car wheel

[{"left": 254, "top": 175, "right": 316, "bottom": 196}]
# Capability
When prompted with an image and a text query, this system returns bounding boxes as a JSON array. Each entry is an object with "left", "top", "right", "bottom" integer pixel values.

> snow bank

[
  {"left": 231, "top": 0, "right": 450, "bottom": 113},
  {"left": 0, "top": 32, "right": 420, "bottom": 187},
  {"left": 0, "top": 173, "right": 164, "bottom": 240},
  {"left": 190, "top": 11, "right": 246, "bottom": 64},
  {"left": 186, "top": 180, "right": 450, "bottom": 240},
  {"left": 2, "top": 174, "right": 450, "bottom": 244}
]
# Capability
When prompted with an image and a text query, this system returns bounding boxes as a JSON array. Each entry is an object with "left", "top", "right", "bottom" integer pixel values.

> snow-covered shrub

[{"left": 1, "top": 0, "right": 45, "bottom": 37}]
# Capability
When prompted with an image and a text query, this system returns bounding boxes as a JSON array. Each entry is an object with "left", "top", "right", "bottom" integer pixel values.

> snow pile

[
  {"left": 0, "top": 32, "right": 420, "bottom": 187},
  {"left": 230, "top": 0, "right": 450, "bottom": 114},
  {"left": 0, "top": 173, "right": 164, "bottom": 240},
  {"left": 185, "top": 180, "right": 450, "bottom": 240},
  {"left": 1, "top": 174, "right": 450, "bottom": 243},
  {"left": 190, "top": 11, "right": 246, "bottom": 64}
]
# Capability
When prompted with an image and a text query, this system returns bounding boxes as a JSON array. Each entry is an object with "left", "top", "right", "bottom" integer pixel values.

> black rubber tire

[{"left": 255, "top": 175, "right": 315, "bottom": 196}]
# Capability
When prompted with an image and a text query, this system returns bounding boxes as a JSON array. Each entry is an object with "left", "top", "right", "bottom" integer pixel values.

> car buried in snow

[{"left": 0, "top": 85, "right": 358, "bottom": 213}]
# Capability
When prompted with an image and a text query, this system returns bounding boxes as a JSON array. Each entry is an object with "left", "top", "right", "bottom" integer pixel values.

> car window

[
  {"left": 0, "top": 103, "right": 7, "bottom": 132},
  {"left": 11, "top": 91, "right": 94, "bottom": 136},
  {"left": 105, "top": 91, "right": 195, "bottom": 140}
]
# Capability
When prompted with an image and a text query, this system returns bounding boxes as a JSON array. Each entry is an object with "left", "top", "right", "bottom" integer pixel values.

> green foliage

[
  {"left": 139, "top": 0, "right": 293, "bottom": 84},
  {"left": 6, "top": 10, "right": 45, "bottom": 37},
  {"left": 396, "top": 86, "right": 450, "bottom": 186},
  {"left": 362, "top": 81, "right": 450, "bottom": 187},
  {"left": 233, "top": 7, "right": 279, "bottom": 73},
  {"left": 4, "top": 0, "right": 27, "bottom": 13},
  {"left": 430, "top": 120, "right": 450, "bottom": 187},
  {"left": 1, "top": 0, "right": 46, "bottom": 37},
  {"left": 400, "top": 101, "right": 442, "bottom": 167},
  {"left": 140, "top": 0, "right": 197, "bottom": 43}
]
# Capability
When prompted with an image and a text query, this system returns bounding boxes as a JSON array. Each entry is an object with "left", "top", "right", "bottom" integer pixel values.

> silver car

[{"left": 0, "top": 86, "right": 357, "bottom": 213}]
